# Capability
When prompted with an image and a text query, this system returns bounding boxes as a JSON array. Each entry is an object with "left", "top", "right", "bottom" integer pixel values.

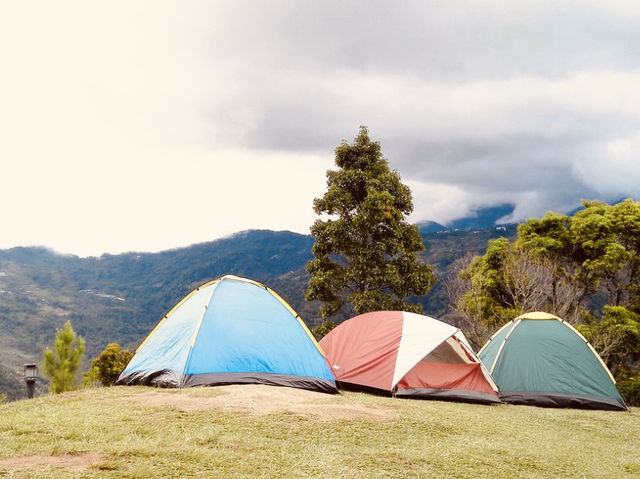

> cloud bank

[{"left": 1, "top": 1, "right": 638, "bottom": 255}]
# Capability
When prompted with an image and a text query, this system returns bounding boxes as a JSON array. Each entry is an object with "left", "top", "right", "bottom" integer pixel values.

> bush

[
  {"left": 617, "top": 374, "right": 640, "bottom": 407},
  {"left": 88, "top": 343, "right": 134, "bottom": 386},
  {"left": 83, "top": 366, "right": 101, "bottom": 388}
]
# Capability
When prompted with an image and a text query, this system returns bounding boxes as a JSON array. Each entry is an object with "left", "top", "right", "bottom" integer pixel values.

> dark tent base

[
  {"left": 396, "top": 387, "right": 501, "bottom": 405},
  {"left": 500, "top": 391, "right": 627, "bottom": 411},
  {"left": 335, "top": 381, "right": 393, "bottom": 397},
  {"left": 117, "top": 370, "right": 338, "bottom": 394},
  {"left": 183, "top": 372, "right": 338, "bottom": 394},
  {"left": 117, "top": 369, "right": 180, "bottom": 388},
  {"left": 336, "top": 381, "right": 500, "bottom": 404}
]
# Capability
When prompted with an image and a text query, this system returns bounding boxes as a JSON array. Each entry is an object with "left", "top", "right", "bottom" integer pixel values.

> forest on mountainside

[{"left": 0, "top": 225, "right": 516, "bottom": 400}]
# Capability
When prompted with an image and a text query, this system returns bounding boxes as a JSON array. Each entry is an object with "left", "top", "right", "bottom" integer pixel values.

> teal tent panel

[
  {"left": 491, "top": 320, "right": 622, "bottom": 400},
  {"left": 185, "top": 279, "right": 335, "bottom": 382},
  {"left": 478, "top": 322, "right": 513, "bottom": 373},
  {"left": 121, "top": 286, "right": 214, "bottom": 376}
]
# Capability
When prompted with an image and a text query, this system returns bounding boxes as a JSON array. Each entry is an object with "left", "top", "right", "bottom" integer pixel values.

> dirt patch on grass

[
  {"left": 128, "top": 384, "right": 395, "bottom": 422},
  {"left": 0, "top": 452, "right": 106, "bottom": 471}
]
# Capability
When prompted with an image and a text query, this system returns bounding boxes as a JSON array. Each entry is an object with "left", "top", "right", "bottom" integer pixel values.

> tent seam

[
  {"left": 179, "top": 281, "right": 221, "bottom": 388},
  {"left": 135, "top": 279, "right": 220, "bottom": 353},
  {"left": 477, "top": 320, "right": 513, "bottom": 356},
  {"left": 489, "top": 319, "right": 521, "bottom": 374},
  {"left": 561, "top": 319, "right": 619, "bottom": 385}
]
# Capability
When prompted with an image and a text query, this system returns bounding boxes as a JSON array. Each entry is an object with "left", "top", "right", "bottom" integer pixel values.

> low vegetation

[
  {"left": 0, "top": 386, "right": 637, "bottom": 478},
  {"left": 83, "top": 343, "right": 133, "bottom": 387}
]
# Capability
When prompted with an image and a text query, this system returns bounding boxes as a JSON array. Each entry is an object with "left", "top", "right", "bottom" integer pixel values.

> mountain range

[
  {"left": 0, "top": 206, "right": 518, "bottom": 400},
  {"left": 417, "top": 203, "right": 515, "bottom": 234}
]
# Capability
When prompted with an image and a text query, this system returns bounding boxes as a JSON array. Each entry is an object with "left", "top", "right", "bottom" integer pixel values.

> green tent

[{"left": 478, "top": 312, "right": 627, "bottom": 411}]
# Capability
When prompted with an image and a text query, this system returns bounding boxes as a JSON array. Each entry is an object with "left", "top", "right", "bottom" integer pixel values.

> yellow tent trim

[
  {"left": 189, "top": 281, "right": 221, "bottom": 347},
  {"left": 562, "top": 320, "right": 617, "bottom": 384},
  {"left": 515, "top": 311, "right": 561, "bottom": 321},
  {"left": 135, "top": 274, "right": 325, "bottom": 356},
  {"left": 215, "top": 275, "right": 322, "bottom": 351},
  {"left": 266, "top": 286, "right": 326, "bottom": 354},
  {"left": 135, "top": 278, "right": 220, "bottom": 353}
]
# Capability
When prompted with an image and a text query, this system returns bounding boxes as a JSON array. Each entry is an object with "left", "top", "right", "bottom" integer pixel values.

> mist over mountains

[{"left": 418, "top": 204, "right": 515, "bottom": 233}]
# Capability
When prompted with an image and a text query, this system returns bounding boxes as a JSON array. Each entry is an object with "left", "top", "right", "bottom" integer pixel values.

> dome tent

[
  {"left": 319, "top": 311, "right": 500, "bottom": 404},
  {"left": 117, "top": 275, "right": 337, "bottom": 394},
  {"left": 478, "top": 312, "right": 627, "bottom": 411}
]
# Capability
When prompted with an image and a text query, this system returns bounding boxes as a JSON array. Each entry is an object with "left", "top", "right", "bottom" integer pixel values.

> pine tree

[
  {"left": 306, "top": 126, "right": 435, "bottom": 318},
  {"left": 42, "top": 320, "right": 85, "bottom": 394}
]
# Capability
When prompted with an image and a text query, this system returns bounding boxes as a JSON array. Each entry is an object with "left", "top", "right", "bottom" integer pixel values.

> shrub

[
  {"left": 89, "top": 343, "right": 133, "bottom": 386},
  {"left": 617, "top": 374, "right": 640, "bottom": 407}
]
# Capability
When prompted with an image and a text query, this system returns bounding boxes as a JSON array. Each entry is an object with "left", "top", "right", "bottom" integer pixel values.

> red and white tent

[{"left": 320, "top": 311, "right": 500, "bottom": 404}]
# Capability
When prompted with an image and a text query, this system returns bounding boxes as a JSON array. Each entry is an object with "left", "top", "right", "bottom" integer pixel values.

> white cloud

[
  {"left": 573, "top": 131, "right": 640, "bottom": 196},
  {"left": 0, "top": 147, "right": 333, "bottom": 256},
  {"left": 1, "top": 1, "right": 639, "bottom": 255},
  {"left": 406, "top": 181, "right": 472, "bottom": 225}
]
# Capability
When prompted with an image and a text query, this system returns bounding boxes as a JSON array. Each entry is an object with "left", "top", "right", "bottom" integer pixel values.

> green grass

[{"left": 0, "top": 386, "right": 638, "bottom": 478}]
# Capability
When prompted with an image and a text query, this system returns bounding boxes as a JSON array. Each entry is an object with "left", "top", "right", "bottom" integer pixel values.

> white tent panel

[
  {"left": 453, "top": 331, "right": 499, "bottom": 392},
  {"left": 391, "top": 312, "right": 458, "bottom": 388}
]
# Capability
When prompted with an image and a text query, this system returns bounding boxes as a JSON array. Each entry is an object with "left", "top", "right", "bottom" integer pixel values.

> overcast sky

[{"left": 1, "top": 1, "right": 639, "bottom": 256}]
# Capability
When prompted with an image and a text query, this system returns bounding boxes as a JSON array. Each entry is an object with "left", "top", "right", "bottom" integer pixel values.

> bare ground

[
  {"left": 127, "top": 384, "right": 396, "bottom": 422},
  {"left": 0, "top": 452, "right": 106, "bottom": 472},
  {"left": 0, "top": 385, "right": 395, "bottom": 471}
]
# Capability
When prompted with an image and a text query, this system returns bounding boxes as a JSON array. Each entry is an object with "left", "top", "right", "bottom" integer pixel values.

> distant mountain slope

[
  {"left": 417, "top": 204, "right": 515, "bottom": 234},
  {"left": 448, "top": 204, "right": 515, "bottom": 230},
  {"left": 0, "top": 230, "right": 315, "bottom": 399},
  {"left": 0, "top": 225, "right": 518, "bottom": 400},
  {"left": 417, "top": 220, "right": 447, "bottom": 234}
]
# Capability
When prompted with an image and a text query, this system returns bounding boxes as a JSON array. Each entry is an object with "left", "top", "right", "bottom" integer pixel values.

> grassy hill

[
  {"left": 0, "top": 226, "right": 517, "bottom": 400},
  {"left": 0, "top": 385, "right": 638, "bottom": 478}
]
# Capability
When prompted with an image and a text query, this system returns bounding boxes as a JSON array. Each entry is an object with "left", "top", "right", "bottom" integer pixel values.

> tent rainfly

[
  {"left": 319, "top": 311, "right": 500, "bottom": 404},
  {"left": 117, "top": 275, "right": 337, "bottom": 394},
  {"left": 478, "top": 311, "right": 627, "bottom": 411}
]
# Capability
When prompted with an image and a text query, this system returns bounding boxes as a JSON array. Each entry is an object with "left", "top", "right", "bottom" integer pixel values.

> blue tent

[{"left": 117, "top": 275, "right": 337, "bottom": 393}]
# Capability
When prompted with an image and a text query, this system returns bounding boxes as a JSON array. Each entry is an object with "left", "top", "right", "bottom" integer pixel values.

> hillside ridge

[{"left": 0, "top": 224, "right": 517, "bottom": 400}]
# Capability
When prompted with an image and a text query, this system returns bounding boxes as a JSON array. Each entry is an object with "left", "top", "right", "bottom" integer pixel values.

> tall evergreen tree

[
  {"left": 42, "top": 320, "right": 85, "bottom": 394},
  {"left": 306, "top": 126, "right": 435, "bottom": 319}
]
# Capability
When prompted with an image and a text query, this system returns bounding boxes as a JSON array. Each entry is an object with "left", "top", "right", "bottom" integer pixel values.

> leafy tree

[
  {"left": 306, "top": 126, "right": 435, "bottom": 318},
  {"left": 42, "top": 320, "right": 85, "bottom": 394},
  {"left": 459, "top": 200, "right": 640, "bottom": 330},
  {"left": 87, "top": 343, "right": 134, "bottom": 386},
  {"left": 457, "top": 237, "right": 515, "bottom": 330},
  {"left": 311, "top": 321, "right": 338, "bottom": 341},
  {"left": 598, "top": 200, "right": 640, "bottom": 310},
  {"left": 457, "top": 235, "right": 588, "bottom": 329},
  {"left": 442, "top": 253, "right": 492, "bottom": 348},
  {"left": 516, "top": 212, "right": 580, "bottom": 307},
  {"left": 576, "top": 306, "right": 640, "bottom": 373},
  {"left": 570, "top": 201, "right": 630, "bottom": 306},
  {"left": 616, "top": 370, "right": 640, "bottom": 407},
  {"left": 453, "top": 198, "right": 640, "bottom": 405}
]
